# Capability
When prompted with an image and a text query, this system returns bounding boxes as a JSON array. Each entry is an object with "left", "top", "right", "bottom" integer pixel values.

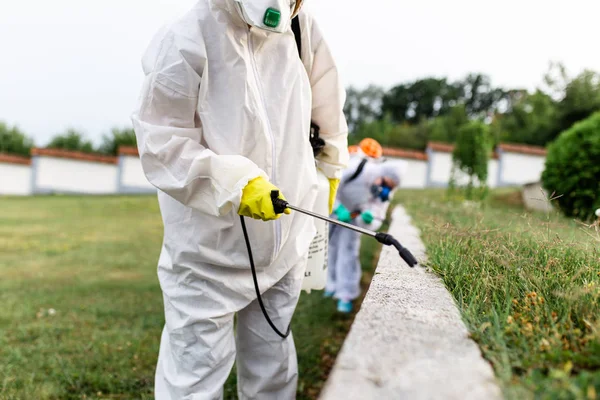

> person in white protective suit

[
  {"left": 326, "top": 160, "right": 401, "bottom": 313},
  {"left": 131, "top": 0, "right": 349, "bottom": 398}
]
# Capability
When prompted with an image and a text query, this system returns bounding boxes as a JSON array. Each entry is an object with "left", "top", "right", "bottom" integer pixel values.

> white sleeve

[
  {"left": 305, "top": 14, "right": 349, "bottom": 179},
  {"left": 131, "top": 29, "right": 265, "bottom": 217}
]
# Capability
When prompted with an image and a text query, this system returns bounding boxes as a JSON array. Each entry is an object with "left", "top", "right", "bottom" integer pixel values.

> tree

[
  {"left": 346, "top": 66, "right": 600, "bottom": 151},
  {"left": 380, "top": 83, "right": 411, "bottom": 124},
  {"left": 348, "top": 115, "right": 395, "bottom": 147},
  {"left": 47, "top": 129, "right": 94, "bottom": 153},
  {"left": 499, "top": 89, "right": 529, "bottom": 113},
  {"left": 541, "top": 62, "right": 600, "bottom": 141},
  {"left": 492, "top": 64, "right": 600, "bottom": 147},
  {"left": 429, "top": 105, "right": 469, "bottom": 143},
  {"left": 349, "top": 116, "right": 431, "bottom": 150},
  {"left": 556, "top": 70, "right": 600, "bottom": 135},
  {"left": 542, "top": 61, "right": 569, "bottom": 100},
  {"left": 451, "top": 121, "right": 491, "bottom": 199},
  {"left": 381, "top": 78, "right": 462, "bottom": 124},
  {"left": 380, "top": 74, "right": 507, "bottom": 125},
  {"left": 542, "top": 112, "right": 600, "bottom": 221},
  {"left": 387, "top": 119, "right": 431, "bottom": 150},
  {"left": 460, "top": 73, "right": 507, "bottom": 118},
  {"left": 98, "top": 127, "right": 137, "bottom": 156},
  {"left": 343, "top": 85, "right": 384, "bottom": 133},
  {"left": 0, "top": 122, "right": 34, "bottom": 157},
  {"left": 491, "top": 90, "right": 558, "bottom": 146}
]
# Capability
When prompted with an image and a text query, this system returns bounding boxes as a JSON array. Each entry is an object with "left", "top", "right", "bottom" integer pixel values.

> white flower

[{"left": 48, "top": 308, "right": 57, "bottom": 316}]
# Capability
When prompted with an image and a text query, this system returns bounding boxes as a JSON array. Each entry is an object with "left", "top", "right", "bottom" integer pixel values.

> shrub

[
  {"left": 47, "top": 129, "right": 94, "bottom": 153},
  {"left": 451, "top": 120, "right": 491, "bottom": 199},
  {"left": 0, "top": 122, "right": 33, "bottom": 157},
  {"left": 542, "top": 111, "right": 600, "bottom": 221},
  {"left": 98, "top": 127, "right": 137, "bottom": 156}
]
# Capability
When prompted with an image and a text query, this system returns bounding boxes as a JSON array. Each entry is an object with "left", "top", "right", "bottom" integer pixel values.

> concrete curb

[{"left": 319, "top": 206, "right": 502, "bottom": 400}]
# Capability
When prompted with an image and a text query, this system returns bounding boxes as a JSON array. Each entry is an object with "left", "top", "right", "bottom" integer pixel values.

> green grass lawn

[
  {"left": 397, "top": 189, "right": 600, "bottom": 400},
  {"left": 7, "top": 190, "right": 592, "bottom": 399},
  {"left": 0, "top": 196, "right": 380, "bottom": 400}
]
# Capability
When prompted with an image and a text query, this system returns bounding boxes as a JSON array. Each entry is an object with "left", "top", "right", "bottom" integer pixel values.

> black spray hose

[
  {"left": 240, "top": 191, "right": 419, "bottom": 341},
  {"left": 241, "top": 215, "right": 291, "bottom": 339},
  {"left": 270, "top": 191, "right": 418, "bottom": 268}
]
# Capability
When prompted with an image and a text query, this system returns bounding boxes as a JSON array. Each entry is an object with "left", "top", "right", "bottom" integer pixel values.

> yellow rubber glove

[
  {"left": 238, "top": 177, "right": 291, "bottom": 221},
  {"left": 328, "top": 178, "right": 340, "bottom": 215}
]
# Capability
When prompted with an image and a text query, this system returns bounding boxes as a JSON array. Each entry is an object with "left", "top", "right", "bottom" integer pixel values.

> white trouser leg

[
  {"left": 325, "top": 224, "right": 342, "bottom": 294},
  {"left": 235, "top": 261, "right": 304, "bottom": 400},
  {"left": 155, "top": 296, "right": 236, "bottom": 400},
  {"left": 333, "top": 228, "right": 362, "bottom": 302}
]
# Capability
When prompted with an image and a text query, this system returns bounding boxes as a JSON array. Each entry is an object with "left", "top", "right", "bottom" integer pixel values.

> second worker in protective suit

[
  {"left": 131, "top": 0, "right": 349, "bottom": 398},
  {"left": 326, "top": 156, "right": 401, "bottom": 313}
]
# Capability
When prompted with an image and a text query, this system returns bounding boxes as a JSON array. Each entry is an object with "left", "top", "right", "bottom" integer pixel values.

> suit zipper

[{"left": 248, "top": 31, "right": 282, "bottom": 258}]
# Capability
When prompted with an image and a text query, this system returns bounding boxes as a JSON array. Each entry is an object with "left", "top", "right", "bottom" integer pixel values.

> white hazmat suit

[
  {"left": 131, "top": 0, "right": 348, "bottom": 398},
  {"left": 326, "top": 160, "right": 401, "bottom": 302}
]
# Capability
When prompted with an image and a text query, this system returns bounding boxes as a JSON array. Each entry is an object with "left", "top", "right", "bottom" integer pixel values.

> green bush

[
  {"left": 98, "top": 127, "right": 137, "bottom": 156},
  {"left": 451, "top": 120, "right": 491, "bottom": 199},
  {"left": 47, "top": 129, "right": 94, "bottom": 153},
  {"left": 0, "top": 122, "right": 33, "bottom": 157},
  {"left": 542, "top": 111, "right": 600, "bottom": 221}
]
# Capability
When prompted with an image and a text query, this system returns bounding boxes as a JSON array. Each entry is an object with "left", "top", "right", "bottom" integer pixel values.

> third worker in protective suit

[
  {"left": 131, "top": 0, "right": 349, "bottom": 398},
  {"left": 326, "top": 156, "right": 401, "bottom": 313}
]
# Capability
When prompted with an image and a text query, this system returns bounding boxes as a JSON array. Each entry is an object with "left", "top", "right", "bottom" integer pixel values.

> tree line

[
  {"left": 0, "top": 125, "right": 137, "bottom": 157},
  {"left": 2, "top": 62, "right": 599, "bottom": 157},
  {"left": 346, "top": 62, "right": 600, "bottom": 149}
]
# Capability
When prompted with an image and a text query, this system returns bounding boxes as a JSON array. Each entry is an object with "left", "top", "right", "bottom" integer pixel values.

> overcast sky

[{"left": 1, "top": 0, "right": 599, "bottom": 145}]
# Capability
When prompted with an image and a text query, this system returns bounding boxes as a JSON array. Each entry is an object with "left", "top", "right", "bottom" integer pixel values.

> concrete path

[{"left": 319, "top": 206, "right": 502, "bottom": 400}]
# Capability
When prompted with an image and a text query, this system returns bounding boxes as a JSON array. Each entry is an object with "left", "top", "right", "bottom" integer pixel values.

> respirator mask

[
  {"left": 371, "top": 184, "right": 393, "bottom": 202},
  {"left": 234, "top": 0, "right": 303, "bottom": 33}
]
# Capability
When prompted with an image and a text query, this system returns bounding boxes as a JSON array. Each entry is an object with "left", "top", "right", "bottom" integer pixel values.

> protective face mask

[
  {"left": 371, "top": 184, "right": 392, "bottom": 202},
  {"left": 234, "top": 0, "right": 299, "bottom": 33}
]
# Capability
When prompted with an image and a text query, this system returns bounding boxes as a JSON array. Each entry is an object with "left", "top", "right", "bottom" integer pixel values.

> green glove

[
  {"left": 361, "top": 210, "right": 374, "bottom": 224},
  {"left": 334, "top": 204, "right": 352, "bottom": 223}
]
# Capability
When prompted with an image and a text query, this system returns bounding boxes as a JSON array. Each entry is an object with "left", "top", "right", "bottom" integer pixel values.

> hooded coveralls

[
  {"left": 326, "top": 160, "right": 401, "bottom": 302},
  {"left": 131, "top": 1, "right": 349, "bottom": 398}
]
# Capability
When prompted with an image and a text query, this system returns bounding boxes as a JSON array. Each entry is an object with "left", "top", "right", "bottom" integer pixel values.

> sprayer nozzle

[{"left": 375, "top": 233, "right": 418, "bottom": 267}]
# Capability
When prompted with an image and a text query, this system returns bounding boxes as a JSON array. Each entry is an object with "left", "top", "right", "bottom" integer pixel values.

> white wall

[
  {"left": 429, "top": 151, "right": 500, "bottom": 188},
  {"left": 386, "top": 158, "right": 428, "bottom": 189},
  {"left": 428, "top": 151, "right": 471, "bottom": 187},
  {"left": 34, "top": 157, "right": 118, "bottom": 194},
  {"left": 120, "top": 156, "right": 155, "bottom": 191},
  {"left": 487, "top": 159, "right": 498, "bottom": 188},
  {"left": 0, "top": 163, "right": 32, "bottom": 195},
  {"left": 1, "top": 148, "right": 547, "bottom": 196},
  {"left": 428, "top": 151, "right": 451, "bottom": 186},
  {"left": 500, "top": 153, "right": 546, "bottom": 186}
]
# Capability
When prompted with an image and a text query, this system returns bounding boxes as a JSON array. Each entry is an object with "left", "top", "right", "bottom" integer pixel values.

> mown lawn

[
  {"left": 397, "top": 189, "right": 600, "bottom": 400},
  {"left": 0, "top": 195, "right": 380, "bottom": 400}
]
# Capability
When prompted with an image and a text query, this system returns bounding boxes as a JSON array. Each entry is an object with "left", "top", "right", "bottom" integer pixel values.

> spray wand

[{"left": 270, "top": 191, "right": 418, "bottom": 267}]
